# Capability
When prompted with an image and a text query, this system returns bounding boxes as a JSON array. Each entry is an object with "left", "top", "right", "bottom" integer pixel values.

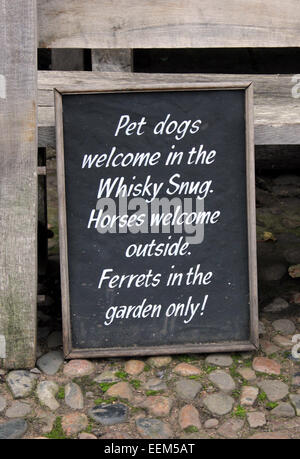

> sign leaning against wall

[{"left": 54, "top": 78, "right": 258, "bottom": 359}]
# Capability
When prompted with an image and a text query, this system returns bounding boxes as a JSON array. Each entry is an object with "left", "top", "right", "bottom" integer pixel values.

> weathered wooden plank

[
  {"left": 0, "top": 0, "right": 37, "bottom": 368},
  {"left": 37, "top": 0, "right": 300, "bottom": 49},
  {"left": 37, "top": 71, "right": 300, "bottom": 146}
]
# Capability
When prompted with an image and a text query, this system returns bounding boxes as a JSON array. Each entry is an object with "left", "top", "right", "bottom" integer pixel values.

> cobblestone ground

[
  {"left": 0, "top": 307, "right": 300, "bottom": 439},
  {"left": 0, "top": 168, "right": 299, "bottom": 439}
]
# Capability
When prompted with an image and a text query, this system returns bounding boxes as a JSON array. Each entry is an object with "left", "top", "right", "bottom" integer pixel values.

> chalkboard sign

[{"left": 55, "top": 79, "right": 258, "bottom": 359}]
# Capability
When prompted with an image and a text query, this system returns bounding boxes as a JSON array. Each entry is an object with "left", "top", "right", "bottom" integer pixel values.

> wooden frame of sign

[{"left": 55, "top": 78, "right": 258, "bottom": 359}]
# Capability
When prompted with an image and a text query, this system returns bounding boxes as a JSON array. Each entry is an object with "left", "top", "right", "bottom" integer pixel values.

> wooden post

[
  {"left": 92, "top": 49, "right": 133, "bottom": 72},
  {"left": 0, "top": 0, "right": 37, "bottom": 369}
]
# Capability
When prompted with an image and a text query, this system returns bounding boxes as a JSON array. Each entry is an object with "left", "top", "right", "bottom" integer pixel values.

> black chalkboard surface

[{"left": 55, "top": 80, "right": 258, "bottom": 358}]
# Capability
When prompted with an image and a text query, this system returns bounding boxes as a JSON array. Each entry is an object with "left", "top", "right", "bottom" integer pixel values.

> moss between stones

[
  {"left": 188, "top": 375, "right": 202, "bottom": 381},
  {"left": 258, "top": 391, "right": 267, "bottom": 402},
  {"left": 266, "top": 402, "right": 279, "bottom": 410},
  {"left": 232, "top": 405, "right": 247, "bottom": 419},
  {"left": 145, "top": 390, "right": 164, "bottom": 396},
  {"left": 57, "top": 386, "right": 65, "bottom": 400},
  {"left": 130, "top": 379, "right": 141, "bottom": 389},
  {"left": 203, "top": 365, "right": 217, "bottom": 374},
  {"left": 99, "top": 382, "right": 117, "bottom": 393},
  {"left": 176, "top": 355, "right": 198, "bottom": 363},
  {"left": 184, "top": 426, "right": 199, "bottom": 433},
  {"left": 44, "top": 417, "right": 67, "bottom": 440},
  {"left": 114, "top": 371, "right": 128, "bottom": 381},
  {"left": 94, "top": 397, "right": 117, "bottom": 405}
]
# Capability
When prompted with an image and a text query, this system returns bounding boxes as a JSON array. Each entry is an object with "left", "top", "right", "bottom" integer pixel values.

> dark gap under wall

[
  {"left": 134, "top": 48, "right": 300, "bottom": 74},
  {"left": 256, "top": 147, "right": 300, "bottom": 176},
  {"left": 38, "top": 48, "right": 300, "bottom": 73},
  {"left": 37, "top": 49, "right": 92, "bottom": 70},
  {"left": 38, "top": 49, "right": 51, "bottom": 70}
]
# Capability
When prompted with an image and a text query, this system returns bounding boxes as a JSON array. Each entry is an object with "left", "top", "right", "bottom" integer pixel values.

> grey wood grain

[
  {"left": 37, "top": 71, "right": 300, "bottom": 146},
  {"left": 37, "top": 0, "right": 300, "bottom": 49}
]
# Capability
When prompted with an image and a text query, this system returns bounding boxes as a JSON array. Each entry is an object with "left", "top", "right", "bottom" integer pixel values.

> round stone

[
  {"left": 0, "top": 419, "right": 28, "bottom": 439},
  {"left": 6, "top": 370, "right": 36, "bottom": 398},
  {"left": 106, "top": 382, "right": 133, "bottom": 401},
  {"left": 205, "top": 354, "right": 233, "bottom": 367},
  {"left": 217, "top": 419, "right": 244, "bottom": 439},
  {"left": 208, "top": 370, "right": 235, "bottom": 393},
  {"left": 143, "top": 396, "right": 172, "bottom": 417},
  {"left": 65, "top": 382, "right": 84, "bottom": 410},
  {"left": 124, "top": 360, "right": 145, "bottom": 375},
  {"left": 252, "top": 357, "right": 281, "bottom": 375},
  {"left": 247, "top": 411, "right": 266, "bottom": 428},
  {"left": 35, "top": 411, "right": 56, "bottom": 434},
  {"left": 237, "top": 367, "right": 256, "bottom": 381},
  {"left": 264, "top": 297, "right": 289, "bottom": 313},
  {"left": 143, "top": 378, "right": 167, "bottom": 392},
  {"left": 173, "top": 363, "right": 201, "bottom": 376},
  {"left": 272, "top": 335, "right": 293, "bottom": 348},
  {"left": 93, "top": 370, "right": 120, "bottom": 383},
  {"left": 61, "top": 412, "right": 88, "bottom": 436},
  {"left": 36, "top": 381, "right": 59, "bottom": 411},
  {"left": 272, "top": 319, "right": 296, "bottom": 335},
  {"left": 174, "top": 379, "right": 202, "bottom": 400},
  {"left": 37, "top": 351, "right": 64, "bottom": 375},
  {"left": 136, "top": 418, "right": 172, "bottom": 439},
  {"left": 240, "top": 386, "right": 258, "bottom": 406},
  {"left": 147, "top": 356, "right": 172, "bottom": 368},
  {"left": 5, "top": 401, "right": 32, "bottom": 418},
  {"left": 258, "top": 380, "right": 289, "bottom": 402},
  {"left": 89, "top": 403, "right": 128, "bottom": 426},
  {"left": 203, "top": 393, "right": 234, "bottom": 416},
  {"left": 204, "top": 418, "right": 219, "bottom": 429},
  {"left": 178, "top": 405, "right": 201, "bottom": 430},
  {"left": 63, "top": 359, "right": 94, "bottom": 377},
  {"left": 271, "top": 402, "right": 295, "bottom": 418}
]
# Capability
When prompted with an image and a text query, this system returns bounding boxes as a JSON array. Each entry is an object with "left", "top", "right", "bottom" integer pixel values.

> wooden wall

[
  {"left": 1, "top": 0, "right": 299, "bottom": 369},
  {"left": 37, "top": 0, "right": 300, "bottom": 48},
  {"left": 37, "top": 72, "right": 300, "bottom": 147}
]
